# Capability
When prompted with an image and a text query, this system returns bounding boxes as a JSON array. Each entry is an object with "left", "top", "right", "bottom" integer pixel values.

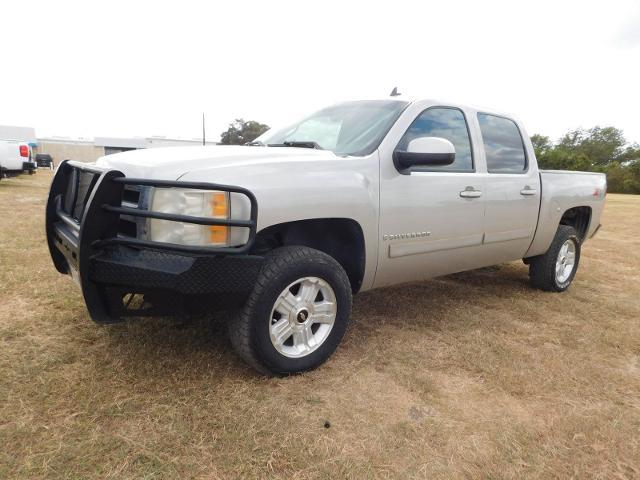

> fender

[{"left": 179, "top": 153, "right": 380, "bottom": 290}]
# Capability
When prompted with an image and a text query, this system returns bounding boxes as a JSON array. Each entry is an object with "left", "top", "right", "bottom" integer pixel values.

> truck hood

[{"left": 95, "top": 145, "right": 339, "bottom": 180}]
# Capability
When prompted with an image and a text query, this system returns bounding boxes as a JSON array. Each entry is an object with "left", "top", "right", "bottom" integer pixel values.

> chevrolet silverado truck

[
  {"left": 0, "top": 140, "right": 36, "bottom": 177},
  {"left": 46, "top": 98, "right": 606, "bottom": 375}
]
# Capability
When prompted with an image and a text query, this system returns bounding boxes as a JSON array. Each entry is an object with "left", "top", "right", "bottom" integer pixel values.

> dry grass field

[{"left": 1, "top": 171, "right": 638, "bottom": 479}]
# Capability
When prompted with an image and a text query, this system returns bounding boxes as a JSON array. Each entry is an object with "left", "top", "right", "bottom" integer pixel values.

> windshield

[{"left": 256, "top": 100, "right": 409, "bottom": 156}]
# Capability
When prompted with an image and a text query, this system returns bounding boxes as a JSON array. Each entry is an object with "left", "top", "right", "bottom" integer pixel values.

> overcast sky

[{"left": 2, "top": 0, "right": 639, "bottom": 143}]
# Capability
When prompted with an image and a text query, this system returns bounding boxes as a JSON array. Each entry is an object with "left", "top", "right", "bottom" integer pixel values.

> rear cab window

[{"left": 477, "top": 113, "right": 527, "bottom": 173}]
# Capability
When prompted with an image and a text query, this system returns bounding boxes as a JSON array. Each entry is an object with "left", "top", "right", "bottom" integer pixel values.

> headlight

[{"left": 148, "top": 188, "right": 249, "bottom": 247}]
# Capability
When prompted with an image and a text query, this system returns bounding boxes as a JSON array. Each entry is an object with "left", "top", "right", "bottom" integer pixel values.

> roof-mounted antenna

[{"left": 390, "top": 87, "right": 401, "bottom": 97}]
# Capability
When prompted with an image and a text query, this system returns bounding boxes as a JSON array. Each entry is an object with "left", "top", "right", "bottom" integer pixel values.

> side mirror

[{"left": 393, "top": 137, "right": 456, "bottom": 174}]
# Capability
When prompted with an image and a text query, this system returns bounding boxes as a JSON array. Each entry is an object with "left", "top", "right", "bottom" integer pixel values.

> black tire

[
  {"left": 529, "top": 225, "right": 581, "bottom": 292},
  {"left": 229, "top": 246, "right": 352, "bottom": 376}
]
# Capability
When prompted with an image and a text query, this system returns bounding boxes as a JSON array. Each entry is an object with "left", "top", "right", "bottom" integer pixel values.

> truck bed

[{"left": 526, "top": 170, "right": 607, "bottom": 257}]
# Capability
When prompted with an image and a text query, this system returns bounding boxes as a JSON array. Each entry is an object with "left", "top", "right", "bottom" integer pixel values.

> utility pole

[{"left": 202, "top": 113, "right": 206, "bottom": 145}]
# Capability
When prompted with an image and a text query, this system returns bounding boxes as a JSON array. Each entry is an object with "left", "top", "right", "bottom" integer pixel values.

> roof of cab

[{"left": 344, "top": 95, "right": 517, "bottom": 120}]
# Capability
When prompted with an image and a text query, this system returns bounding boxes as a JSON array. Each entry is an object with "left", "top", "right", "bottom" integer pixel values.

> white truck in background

[{"left": 0, "top": 140, "right": 37, "bottom": 178}]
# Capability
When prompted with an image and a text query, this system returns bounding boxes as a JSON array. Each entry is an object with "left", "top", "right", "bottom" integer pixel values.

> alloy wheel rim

[
  {"left": 269, "top": 276, "right": 337, "bottom": 358},
  {"left": 555, "top": 239, "right": 576, "bottom": 284}
]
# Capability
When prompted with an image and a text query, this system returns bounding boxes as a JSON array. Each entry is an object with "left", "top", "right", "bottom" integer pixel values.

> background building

[
  {"left": 2, "top": 124, "right": 216, "bottom": 166},
  {"left": 36, "top": 137, "right": 105, "bottom": 164},
  {"left": 94, "top": 136, "right": 215, "bottom": 156}
]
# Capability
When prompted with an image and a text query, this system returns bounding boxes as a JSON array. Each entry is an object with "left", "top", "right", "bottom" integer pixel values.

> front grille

[
  {"left": 63, "top": 169, "right": 99, "bottom": 221},
  {"left": 122, "top": 187, "right": 141, "bottom": 206},
  {"left": 117, "top": 185, "right": 148, "bottom": 239},
  {"left": 118, "top": 217, "right": 138, "bottom": 237},
  {"left": 61, "top": 172, "right": 146, "bottom": 237}
]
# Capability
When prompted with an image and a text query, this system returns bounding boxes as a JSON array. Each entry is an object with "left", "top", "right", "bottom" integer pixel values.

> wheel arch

[
  {"left": 526, "top": 203, "right": 595, "bottom": 259},
  {"left": 252, "top": 218, "right": 366, "bottom": 293},
  {"left": 559, "top": 206, "right": 592, "bottom": 242}
]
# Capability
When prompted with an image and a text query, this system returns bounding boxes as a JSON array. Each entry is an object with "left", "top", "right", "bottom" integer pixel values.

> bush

[{"left": 602, "top": 161, "right": 640, "bottom": 194}]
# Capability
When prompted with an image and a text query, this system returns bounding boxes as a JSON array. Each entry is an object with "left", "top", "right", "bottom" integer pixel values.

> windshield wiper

[
  {"left": 245, "top": 140, "right": 265, "bottom": 146},
  {"left": 268, "top": 141, "right": 324, "bottom": 150}
]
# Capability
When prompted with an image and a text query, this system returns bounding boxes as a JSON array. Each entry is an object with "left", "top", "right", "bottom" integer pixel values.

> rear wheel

[
  {"left": 229, "top": 246, "right": 352, "bottom": 375},
  {"left": 529, "top": 225, "right": 581, "bottom": 292}
]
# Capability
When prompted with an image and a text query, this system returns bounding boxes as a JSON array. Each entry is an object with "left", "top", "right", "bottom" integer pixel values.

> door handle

[
  {"left": 520, "top": 186, "right": 537, "bottom": 196},
  {"left": 460, "top": 187, "right": 482, "bottom": 198}
]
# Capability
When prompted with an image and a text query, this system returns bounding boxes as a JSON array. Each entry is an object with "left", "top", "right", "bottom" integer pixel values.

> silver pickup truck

[{"left": 46, "top": 97, "right": 606, "bottom": 375}]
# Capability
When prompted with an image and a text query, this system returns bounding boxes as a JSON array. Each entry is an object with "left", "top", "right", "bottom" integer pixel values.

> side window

[
  {"left": 477, "top": 113, "right": 527, "bottom": 173},
  {"left": 396, "top": 107, "right": 473, "bottom": 171}
]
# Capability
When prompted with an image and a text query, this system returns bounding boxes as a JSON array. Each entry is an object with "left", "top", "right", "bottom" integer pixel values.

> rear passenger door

[{"left": 478, "top": 113, "right": 541, "bottom": 262}]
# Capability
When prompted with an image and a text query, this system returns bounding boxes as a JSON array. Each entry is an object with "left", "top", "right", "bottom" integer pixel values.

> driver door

[{"left": 375, "top": 105, "right": 487, "bottom": 288}]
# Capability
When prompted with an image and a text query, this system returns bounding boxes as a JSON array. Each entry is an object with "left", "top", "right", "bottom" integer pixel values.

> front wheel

[
  {"left": 229, "top": 246, "right": 352, "bottom": 375},
  {"left": 529, "top": 225, "right": 581, "bottom": 292}
]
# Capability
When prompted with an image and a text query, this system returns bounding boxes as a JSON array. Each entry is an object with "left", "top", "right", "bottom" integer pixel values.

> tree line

[
  {"left": 531, "top": 127, "right": 640, "bottom": 194},
  {"left": 219, "top": 119, "right": 640, "bottom": 194},
  {"left": 220, "top": 119, "right": 269, "bottom": 146}
]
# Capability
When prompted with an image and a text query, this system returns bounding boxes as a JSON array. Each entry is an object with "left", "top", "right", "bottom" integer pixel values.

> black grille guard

[{"left": 45, "top": 160, "right": 258, "bottom": 322}]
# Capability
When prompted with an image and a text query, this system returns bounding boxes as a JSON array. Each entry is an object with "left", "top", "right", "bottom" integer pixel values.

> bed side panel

[{"left": 525, "top": 170, "right": 606, "bottom": 257}]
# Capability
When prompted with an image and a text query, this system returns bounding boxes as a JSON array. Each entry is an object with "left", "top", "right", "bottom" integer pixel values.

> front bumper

[{"left": 46, "top": 160, "right": 260, "bottom": 323}]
